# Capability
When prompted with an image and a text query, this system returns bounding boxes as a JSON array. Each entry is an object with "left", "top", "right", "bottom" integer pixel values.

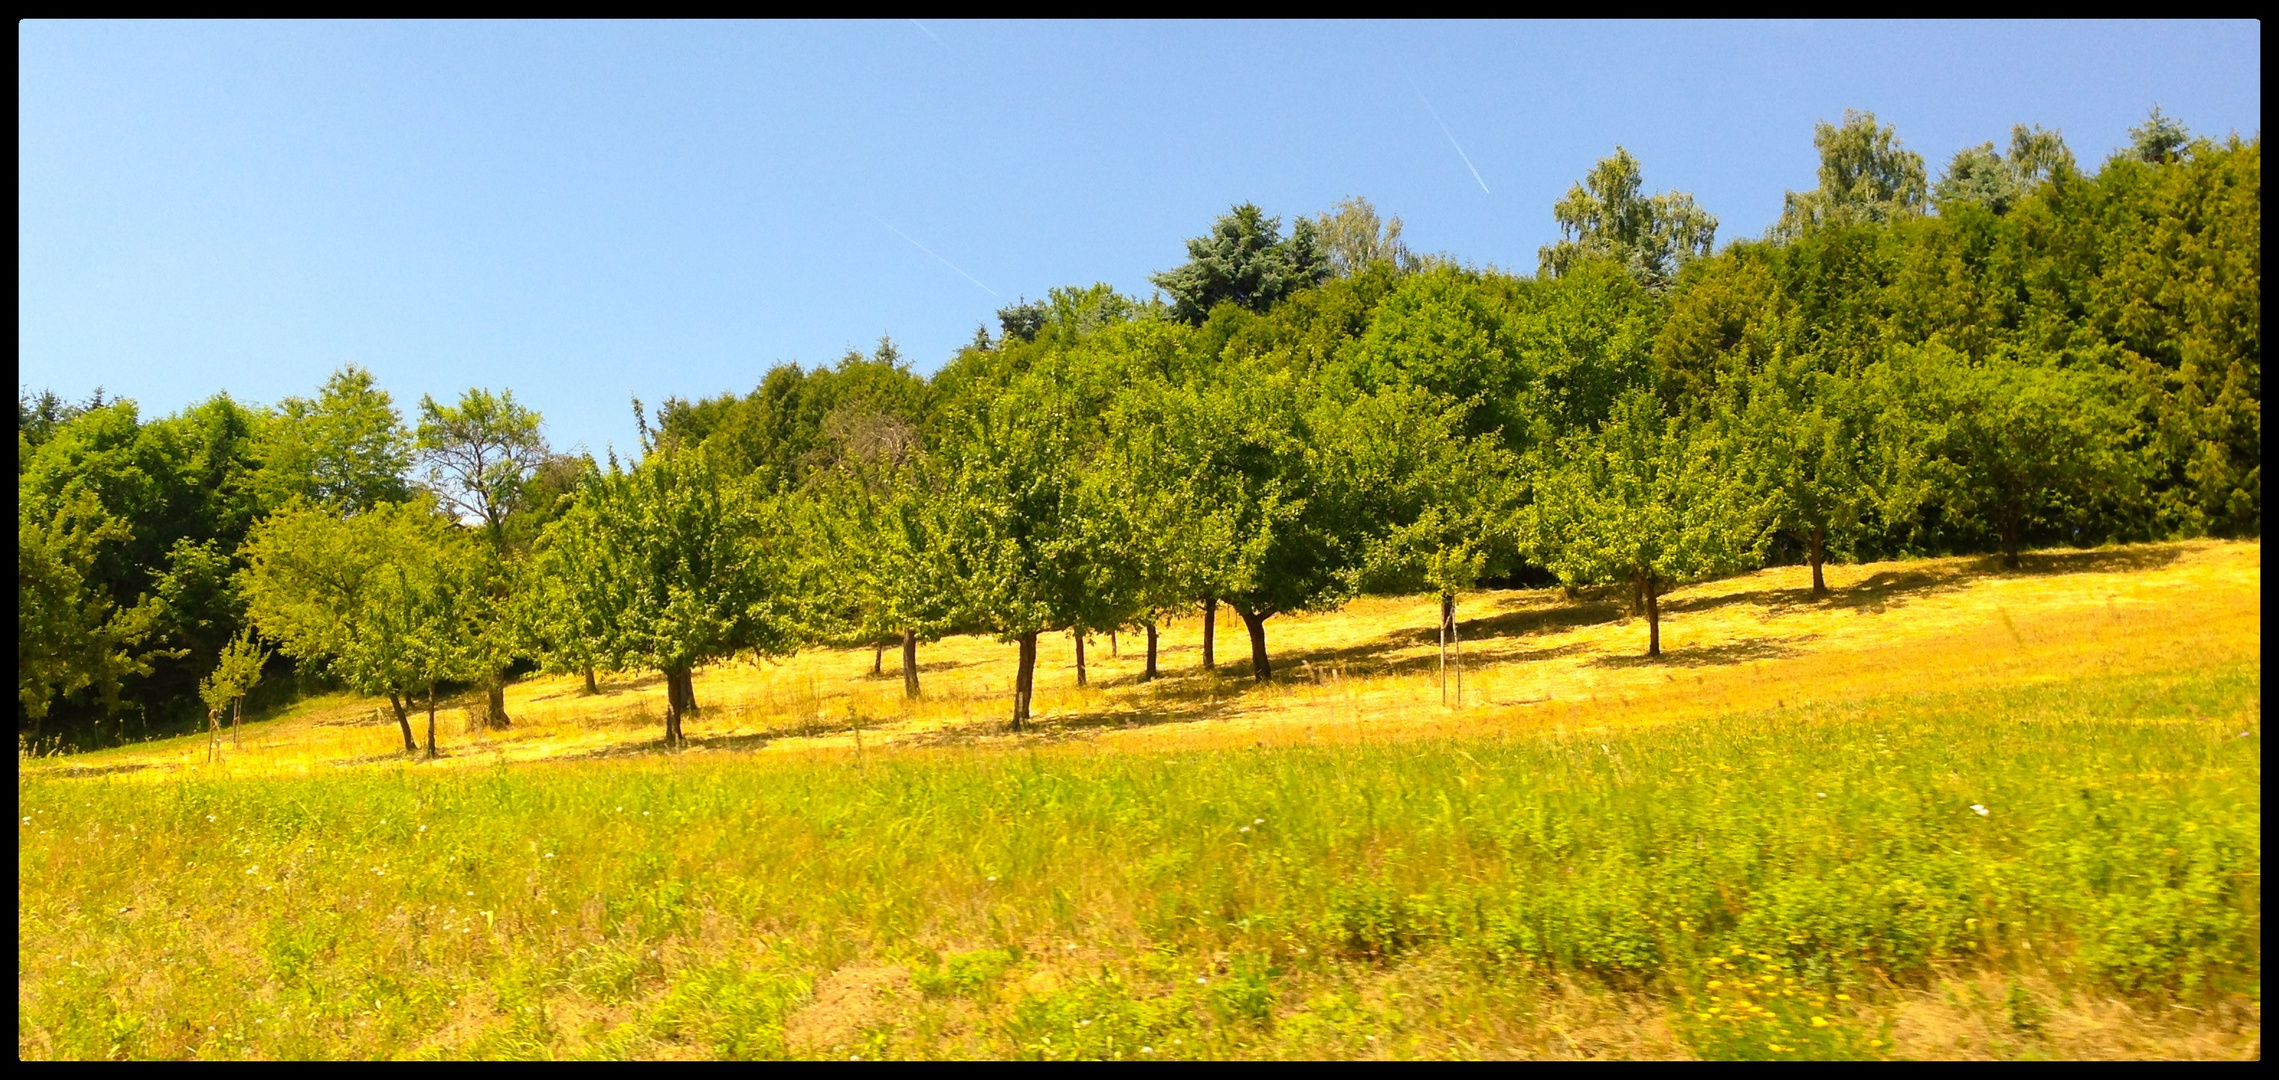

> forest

[{"left": 17, "top": 107, "right": 2261, "bottom": 754}]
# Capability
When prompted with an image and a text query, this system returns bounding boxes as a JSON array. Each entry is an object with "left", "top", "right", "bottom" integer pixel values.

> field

[{"left": 17, "top": 541, "right": 2263, "bottom": 1059}]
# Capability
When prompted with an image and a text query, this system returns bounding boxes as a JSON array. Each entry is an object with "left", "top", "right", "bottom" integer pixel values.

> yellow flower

[
  {"left": 1834, "top": 993, "right": 1851, "bottom": 1002},
  {"left": 1810, "top": 1016, "right": 1830, "bottom": 1028},
  {"left": 1707, "top": 980, "right": 1723, "bottom": 990}
]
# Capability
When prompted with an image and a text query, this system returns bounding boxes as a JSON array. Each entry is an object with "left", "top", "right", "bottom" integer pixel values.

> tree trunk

[
  {"left": 1645, "top": 573, "right": 1664, "bottom": 655},
  {"left": 1074, "top": 630, "right": 1087, "bottom": 687},
  {"left": 1451, "top": 595, "right": 1463, "bottom": 707},
  {"left": 1012, "top": 631, "right": 1038, "bottom": 730},
  {"left": 2001, "top": 518, "right": 2021, "bottom": 570},
  {"left": 425, "top": 685, "right": 439, "bottom": 759},
  {"left": 1438, "top": 593, "right": 1452, "bottom": 705},
  {"left": 1809, "top": 525, "right": 1828, "bottom": 597},
  {"left": 388, "top": 693, "right": 418, "bottom": 753},
  {"left": 484, "top": 672, "right": 511, "bottom": 730},
  {"left": 1202, "top": 596, "right": 1218, "bottom": 671},
  {"left": 1143, "top": 621, "right": 1159, "bottom": 683},
  {"left": 873, "top": 641, "right": 884, "bottom": 676},
  {"left": 1110, "top": 629, "right": 1118, "bottom": 658},
  {"left": 231, "top": 696, "right": 243, "bottom": 747},
  {"left": 663, "top": 667, "right": 692, "bottom": 745},
  {"left": 901, "top": 628, "right": 920, "bottom": 699},
  {"left": 584, "top": 665, "right": 599, "bottom": 695},
  {"left": 1240, "top": 608, "right": 1272, "bottom": 682}
]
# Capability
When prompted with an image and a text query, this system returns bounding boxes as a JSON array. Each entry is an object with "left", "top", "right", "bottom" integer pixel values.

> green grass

[{"left": 17, "top": 663, "right": 2261, "bottom": 1059}]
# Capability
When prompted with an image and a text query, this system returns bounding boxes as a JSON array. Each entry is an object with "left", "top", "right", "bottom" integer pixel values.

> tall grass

[{"left": 18, "top": 664, "right": 2259, "bottom": 1059}]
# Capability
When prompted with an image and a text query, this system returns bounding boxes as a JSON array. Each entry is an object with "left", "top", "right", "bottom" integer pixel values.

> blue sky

[{"left": 18, "top": 20, "right": 2262, "bottom": 456}]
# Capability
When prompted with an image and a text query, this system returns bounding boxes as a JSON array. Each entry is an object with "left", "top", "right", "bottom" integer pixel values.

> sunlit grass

[{"left": 17, "top": 541, "right": 2262, "bottom": 1059}]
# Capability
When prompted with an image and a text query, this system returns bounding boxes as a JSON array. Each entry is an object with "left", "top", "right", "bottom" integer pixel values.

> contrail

[
  {"left": 909, "top": 19, "right": 951, "bottom": 52},
  {"left": 872, "top": 215, "right": 998, "bottom": 297},
  {"left": 1407, "top": 75, "right": 1491, "bottom": 195}
]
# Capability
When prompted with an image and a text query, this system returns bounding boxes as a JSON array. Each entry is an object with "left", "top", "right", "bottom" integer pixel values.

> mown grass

[{"left": 19, "top": 661, "right": 2260, "bottom": 1059}]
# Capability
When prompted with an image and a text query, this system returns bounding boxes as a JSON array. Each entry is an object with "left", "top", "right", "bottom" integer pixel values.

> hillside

[
  {"left": 18, "top": 542, "right": 2262, "bottom": 1060},
  {"left": 32, "top": 540, "right": 2262, "bottom": 778}
]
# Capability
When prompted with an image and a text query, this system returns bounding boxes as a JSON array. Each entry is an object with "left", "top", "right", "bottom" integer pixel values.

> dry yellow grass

[{"left": 35, "top": 539, "right": 2258, "bottom": 780}]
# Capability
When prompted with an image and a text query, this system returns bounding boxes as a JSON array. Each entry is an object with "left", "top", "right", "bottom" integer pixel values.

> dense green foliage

[{"left": 19, "top": 110, "right": 2260, "bottom": 750}]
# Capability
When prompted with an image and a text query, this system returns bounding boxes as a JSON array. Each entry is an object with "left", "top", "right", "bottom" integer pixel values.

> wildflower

[
  {"left": 1810, "top": 1016, "right": 1830, "bottom": 1028},
  {"left": 207, "top": 815, "right": 216, "bottom": 822},
  {"left": 1196, "top": 976, "right": 1207, "bottom": 984},
  {"left": 1239, "top": 826, "right": 1251, "bottom": 833},
  {"left": 544, "top": 852, "right": 554, "bottom": 858},
  {"left": 419, "top": 825, "right": 427, "bottom": 833},
  {"left": 1815, "top": 792, "right": 1826, "bottom": 799},
  {"left": 1707, "top": 980, "right": 1723, "bottom": 990},
  {"left": 1140, "top": 1047, "right": 1154, "bottom": 1055},
  {"left": 1971, "top": 804, "right": 1990, "bottom": 816},
  {"left": 1254, "top": 818, "right": 1264, "bottom": 824},
  {"left": 1834, "top": 993, "right": 1851, "bottom": 1002},
  {"left": 987, "top": 875, "right": 997, "bottom": 882}
]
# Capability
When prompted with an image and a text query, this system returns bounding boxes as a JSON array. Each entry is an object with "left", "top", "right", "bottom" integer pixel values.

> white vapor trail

[
  {"left": 872, "top": 215, "right": 998, "bottom": 297},
  {"left": 1407, "top": 76, "right": 1491, "bottom": 195},
  {"left": 909, "top": 19, "right": 951, "bottom": 52}
]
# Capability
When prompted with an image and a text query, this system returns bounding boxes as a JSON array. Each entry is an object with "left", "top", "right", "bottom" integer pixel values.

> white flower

[
  {"left": 1141, "top": 1047, "right": 1154, "bottom": 1054},
  {"left": 1815, "top": 793, "right": 1826, "bottom": 799},
  {"left": 1196, "top": 976, "right": 1207, "bottom": 984},
  {"left": 1240, "top": 826, "right": 1251, "bottom": 833},
  {"left": 206, "top": 815, "right": 216, "bottom": 822},
  {"left": 419, "top": 825, "right": 427, "bottom": 833},
  {"left": 544, "top": 852, "right": 554, "bottom": 858},
  {"left": 1971, "top": 804, "right": 1990, "bottom": 816},
  {"left": 986, "top": 875, "right": 997, "bottom": 882},
  {"left": 1254, "top": 818, "right": 1264, "bottom": 825}
]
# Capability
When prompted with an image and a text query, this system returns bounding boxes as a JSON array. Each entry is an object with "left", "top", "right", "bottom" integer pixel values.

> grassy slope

[{"left": 16, "top": 542, "right": 2263, "bottom": 1059}]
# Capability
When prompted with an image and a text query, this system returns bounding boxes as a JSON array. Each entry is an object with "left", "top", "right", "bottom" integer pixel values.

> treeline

[{"left": 18, "top": 109, "right": 2259, "bottom": 751}]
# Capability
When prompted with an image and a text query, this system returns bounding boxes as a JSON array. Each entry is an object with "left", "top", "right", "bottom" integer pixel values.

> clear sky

[{"left": 18, "top": 19, "right": 2262, "bottom": 456}]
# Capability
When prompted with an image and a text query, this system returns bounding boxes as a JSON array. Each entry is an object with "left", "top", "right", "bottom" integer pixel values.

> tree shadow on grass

[{"left": 1587, "top": 636, "right": 1813, "bottom": 670}]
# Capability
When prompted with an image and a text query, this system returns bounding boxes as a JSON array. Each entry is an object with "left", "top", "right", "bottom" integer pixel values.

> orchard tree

[
  {"left": 1088, "top": 371, "right": 1255, "bottom": 682},
  {"left": 415, "top": 387, "right": 549, "bottom": 729},
  {"left": 805, "top": 447, "right": 962, "bottom": 699},
  {"left": 1730, "top": 359, "right": 1882, "bottom": 596},
  {"left": 1345, "top": 384, "right": 1523, "bottom": 704},
  {"left": 537, "top": 445, "right": 800, "bottom": 745},
  {"left": 1530, "top": 391, "right": 1755, "bottom": 657},
  {"left": 197, "top": 630, "right": 270, "bottom": 758},
  {"left": 935, "top": 365, "right": 1116, "bottom": 727},
  {"left": 238, "top": 499, "right": 472, "bottom": 755},
  {"left": 1199, "top": 361, "right": 1374, "bottom": 682},
  {"left": 1884, "top": 349, "right": 2136, "bottom": 569}
]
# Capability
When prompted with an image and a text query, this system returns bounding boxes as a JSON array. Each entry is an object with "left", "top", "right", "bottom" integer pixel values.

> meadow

[{"left": 17, "top": 541, "right": 2263, "bottom": 1059}]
